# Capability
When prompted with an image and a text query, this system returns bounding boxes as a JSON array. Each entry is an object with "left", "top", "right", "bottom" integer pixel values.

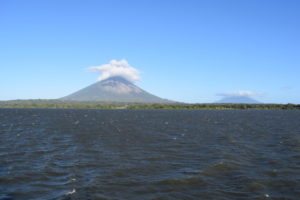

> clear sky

[{"left": 1, "top": 0, "right": 299, "bottom": 103}]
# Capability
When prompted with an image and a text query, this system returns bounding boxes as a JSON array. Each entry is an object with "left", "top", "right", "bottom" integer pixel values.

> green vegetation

[
  {"left": 0, "top": 100, "right": 299, "bottom": 110},
  {"left": 0, "top": 100, "right": 125, "bottom": 109},
  {"left": 127, "top": 103, "right": 300, "bottom": 110}
]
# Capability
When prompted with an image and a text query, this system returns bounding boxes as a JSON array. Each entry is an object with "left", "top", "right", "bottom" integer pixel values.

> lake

[{"left": 0, "top": 109, "right": 300, "bottom": 200}]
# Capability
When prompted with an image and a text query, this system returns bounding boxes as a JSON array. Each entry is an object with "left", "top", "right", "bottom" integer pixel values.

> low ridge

[{"left": 215, "top": 96, "right": 260, "bottom": 104}]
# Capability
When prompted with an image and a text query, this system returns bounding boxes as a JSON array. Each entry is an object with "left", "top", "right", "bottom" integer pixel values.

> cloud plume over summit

[
  {"left": 88, "top": 60, "right": 140, "bottom": 83},
  {"left": 217, "top": 90, "right": 260, "bottom": 97}
]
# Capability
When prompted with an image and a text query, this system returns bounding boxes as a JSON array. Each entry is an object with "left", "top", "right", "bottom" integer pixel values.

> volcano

[{"left": 61, "top": 76, "right": 172, "bottom": 103}]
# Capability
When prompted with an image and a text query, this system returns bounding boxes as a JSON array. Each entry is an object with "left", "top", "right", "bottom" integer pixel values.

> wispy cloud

[
  {"left": 217, "top": 90, "right": 260, "bottom": 97},
  {"left": 88, "top": 59, "right": 140, "bottom": 83},
  {"left": 280, "top": 85, "right": 293, "bottom": 90}
]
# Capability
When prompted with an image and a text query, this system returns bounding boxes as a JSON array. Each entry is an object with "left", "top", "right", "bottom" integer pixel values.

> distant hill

[
  {"left": 215, "top": 96, "right": 260, "bottom": 104},
  {"left": 61, "top": 76, "right": 173, "bottom": 103}
]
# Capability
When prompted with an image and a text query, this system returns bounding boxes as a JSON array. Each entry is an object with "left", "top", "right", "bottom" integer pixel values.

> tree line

[{"left": 0, "top": 100, "right": 299, "bottom": 110}]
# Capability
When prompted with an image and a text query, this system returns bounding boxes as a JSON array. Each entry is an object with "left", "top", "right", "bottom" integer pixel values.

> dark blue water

[{"left": 0, "top": 109, "right": 300, "bottom": 200}]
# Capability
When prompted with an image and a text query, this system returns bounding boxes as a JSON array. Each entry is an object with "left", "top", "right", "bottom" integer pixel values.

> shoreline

[{"left": 0, "top": 101, "right": 299, "bottom": 110}]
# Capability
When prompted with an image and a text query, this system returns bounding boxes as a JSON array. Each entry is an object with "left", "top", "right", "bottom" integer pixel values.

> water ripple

[{"left": 0, "top": 109, "right": 300, "bottom": 200}]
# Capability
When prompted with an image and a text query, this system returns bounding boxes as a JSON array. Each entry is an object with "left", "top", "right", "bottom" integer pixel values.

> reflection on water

[{"left": 0, "top": 109, "right": 300, "bottom": 200}]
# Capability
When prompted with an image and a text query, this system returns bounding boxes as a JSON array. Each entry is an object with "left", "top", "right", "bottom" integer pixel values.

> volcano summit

[{"left": 61, "top": 76, "right": 172, "bottom": 103}]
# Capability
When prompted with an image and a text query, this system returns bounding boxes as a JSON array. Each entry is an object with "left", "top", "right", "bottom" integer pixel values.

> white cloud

[
  {"left": 88, "top": 59, "right": 140, "bottom": 83},
  {"left": 217, "top": 90, "right": 260, "bottom": 97}
]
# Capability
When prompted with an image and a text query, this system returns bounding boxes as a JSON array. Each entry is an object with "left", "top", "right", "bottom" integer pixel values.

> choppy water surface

[{"left": 0, "top": 109, "right": 300, "bottom": 200}]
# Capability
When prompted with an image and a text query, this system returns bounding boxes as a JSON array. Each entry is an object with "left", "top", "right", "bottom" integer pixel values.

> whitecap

[{"left": 66, "top": 189, "right": 76, "bottom": 195}]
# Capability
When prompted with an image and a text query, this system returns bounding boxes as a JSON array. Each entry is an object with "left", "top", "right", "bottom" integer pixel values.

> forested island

[{"left": 0, "top": 100, "right": 299, "bottom": 110}]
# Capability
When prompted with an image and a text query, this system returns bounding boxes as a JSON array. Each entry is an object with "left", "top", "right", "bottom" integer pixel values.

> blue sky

[{"left": 0, "top": 0, "right": 299, "bottom": 103}]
